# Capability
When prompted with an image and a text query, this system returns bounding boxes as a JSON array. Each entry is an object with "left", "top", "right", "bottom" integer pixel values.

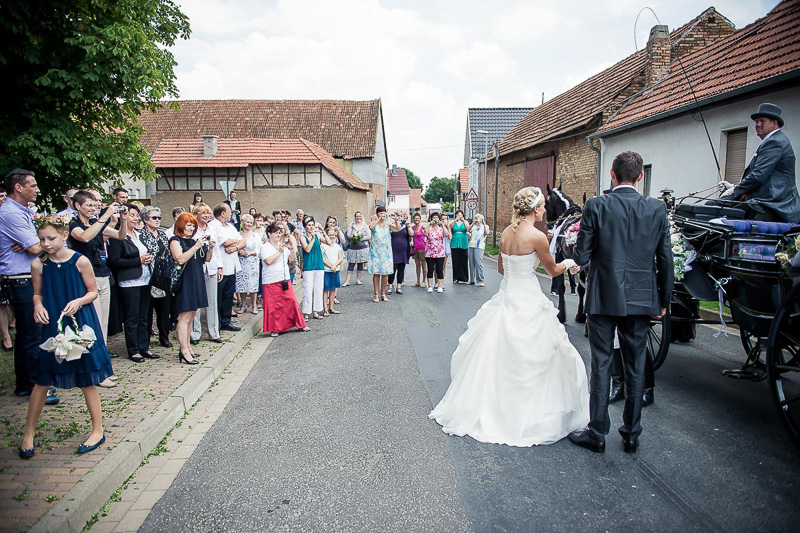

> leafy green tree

[
  {"left": 442, "top": 201, "right": 454, "bottom": 213},
  {"left": 0, "top": 0, "right": 191, "bottom": 207},
  {"left": 423, "top": 176, "right": 456, "bottom": 204},
  {"left": 401, "top": 167, "right": 422, "bottom": 190}
]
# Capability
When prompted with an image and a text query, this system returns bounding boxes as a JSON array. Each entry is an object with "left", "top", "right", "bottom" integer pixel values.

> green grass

[
  {"left": 0, "top": 327, "right": 15, "bottom": 390},
  {"left": 484, "top": 244, "right": 499, "bottom": 256},
  {"left": 699, "top": 300, "right": 731, "bottom": 314}
]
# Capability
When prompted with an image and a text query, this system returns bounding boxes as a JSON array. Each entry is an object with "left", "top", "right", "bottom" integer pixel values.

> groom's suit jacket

[{"left": 573, "top": 186, "right": 673, "bottom": 316}]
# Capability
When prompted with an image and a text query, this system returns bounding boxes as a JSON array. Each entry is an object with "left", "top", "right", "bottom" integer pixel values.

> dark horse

[{"left": 544, "top": 184, "right": 587, "bottom": 325}]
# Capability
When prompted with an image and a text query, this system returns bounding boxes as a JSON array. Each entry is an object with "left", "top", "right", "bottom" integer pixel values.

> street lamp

[{"left": 475, "top": 130, "right": 488, "bottom": 214}]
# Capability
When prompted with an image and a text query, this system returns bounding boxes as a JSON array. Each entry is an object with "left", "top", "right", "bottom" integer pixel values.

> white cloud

[{"left": 168, "top": 0, "right": 774, "bottom": 184}]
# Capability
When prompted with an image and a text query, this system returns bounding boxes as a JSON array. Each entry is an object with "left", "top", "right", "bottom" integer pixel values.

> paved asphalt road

[{"left": 144, "top": 258, "right": 800, "bottom": 532}]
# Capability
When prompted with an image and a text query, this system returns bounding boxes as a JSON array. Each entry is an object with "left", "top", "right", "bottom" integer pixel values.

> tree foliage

[
  {"left": 0, "top": 0, "right": 191, "bottom": 206},
  {"left": 423, "top": 176, "right": 456, "bottom": 204},
  {"left": 401, "top": 167, "right": 422, "bottom": 190}
]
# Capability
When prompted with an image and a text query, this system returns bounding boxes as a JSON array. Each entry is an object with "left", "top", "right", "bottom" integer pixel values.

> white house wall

[{"left": 599, "top": 87, "right": 800, "bottom": 198}]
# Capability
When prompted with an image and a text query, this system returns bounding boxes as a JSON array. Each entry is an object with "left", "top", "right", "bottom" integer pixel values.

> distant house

[
  {"left": 386, "top": 165, "right": 411, "bottom": 213},
  {"left": 487, "top": 7, "right": 735, "bottom": 231},
  {"left": 464, "top": 108, "right": 532, "bottom": 215},
  {"left": 125, "top": 99, "right": 388, "bottom": 209},
  {"left": 593, "top": 0, "right": 800, "bottom": 199},
  {"left": 409, "top": 188, "right": 427, "bottom": 216},
  {"left": 456, "top": 167, "right": 470, "bottom": 213},
  {"left": 150, "top": 136, "right": 371, "bottom": 226}
]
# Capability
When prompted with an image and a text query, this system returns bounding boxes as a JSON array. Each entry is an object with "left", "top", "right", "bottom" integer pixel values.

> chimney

[
  {"left": 391, "top": 164, "right": 397, "bottom": 176},
  {"left": 645, "top": 25, "right": 670, "bottom": 87},
  {"left": 202, "top": 135, "right": 219, "bottom": 157}
]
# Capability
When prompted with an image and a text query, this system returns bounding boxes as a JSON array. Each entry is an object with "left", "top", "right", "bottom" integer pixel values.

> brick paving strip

[
  {"left": 83, "top": 334, "right": 273, "bottom": 532},
  {"left": 0, "top": 311, "right": 263, "bottom": 533}
]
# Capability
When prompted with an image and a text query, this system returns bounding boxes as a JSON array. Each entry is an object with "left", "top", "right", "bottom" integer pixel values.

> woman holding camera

[
  {"left": 368, "top": 205, "right": 396, "bottom": 302},
  {"left": 261, "top": 223, "right": 309, "bottom": 336},
  {"left": 169, "top": 213, "right": 212, "bottom": 365},
  {"left": 424, "top": 212, "right": 450, "bottom": 293}
]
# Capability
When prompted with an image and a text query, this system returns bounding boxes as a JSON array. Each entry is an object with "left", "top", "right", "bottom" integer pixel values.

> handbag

[{"left": 151, "top": 244, "right": 185, "bottom": 296}]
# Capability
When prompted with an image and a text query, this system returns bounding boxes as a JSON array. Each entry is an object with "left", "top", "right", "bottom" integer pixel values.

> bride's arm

[
  {"left": 533, "top": 231, "right": 568, "bottom": 277},
  {"left": 497, "top": 253, "right": 504, "bottom": 275}
]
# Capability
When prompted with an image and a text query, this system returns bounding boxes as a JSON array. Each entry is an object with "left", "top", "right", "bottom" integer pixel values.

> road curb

[{"left": 30, "top": 312, "right": 263, "bottom": 533}]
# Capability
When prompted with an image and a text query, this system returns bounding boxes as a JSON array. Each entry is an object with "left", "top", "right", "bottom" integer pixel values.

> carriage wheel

[
  {"left": 649, "top": 309, "right": 671, "bottom": 371},
  {"left": 740, "top": 328, "right": 757, "bottom": 355},
  {"left": 766, "top": 284, "right": 800, "bottom": 449}
]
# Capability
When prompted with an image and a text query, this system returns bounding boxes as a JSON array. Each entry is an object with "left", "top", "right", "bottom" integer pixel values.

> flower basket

[{"left": 39, "top": 312, "right": 97, "bottom": 364}]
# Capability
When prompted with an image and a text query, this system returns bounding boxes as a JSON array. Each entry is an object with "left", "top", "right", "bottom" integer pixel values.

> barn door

[{"left": 523, "top": 154, "right": 555, "bottom": 232}]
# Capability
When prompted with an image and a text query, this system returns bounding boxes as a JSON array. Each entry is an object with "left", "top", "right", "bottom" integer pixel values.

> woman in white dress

[{"left": 429, "top": 186, "right": 589, "bottom": 447}]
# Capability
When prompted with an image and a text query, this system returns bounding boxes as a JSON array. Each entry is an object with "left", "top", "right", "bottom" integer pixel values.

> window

[
  {"left": 724, "top": 128, "right": 748, "bottom": 183},
  {"left": 637, "top": 164, "right": 652, "bottom": 196}
]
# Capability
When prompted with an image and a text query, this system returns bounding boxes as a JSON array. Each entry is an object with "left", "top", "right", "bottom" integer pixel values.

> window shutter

[{"left": 724, "top": 129, "right": 748, "bottom": 183}]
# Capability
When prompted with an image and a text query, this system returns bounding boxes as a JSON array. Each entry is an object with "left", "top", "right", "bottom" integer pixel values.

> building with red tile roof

[
  {"left": 482, "top": 8, "right": 735, "bottom": 230},
  {"left": 121, "top": 99, "right": 388, "bottom": 204},
  {"left": 409, "top": 189, "right": 427, "bottom": 216},
  {"left": 386, "top": 165, "right": 411, "bottom": 213},
  {"left": 593, "top": 0, "right": 800, "bottom": 198},
  {"left": 152, "top": 135, "right": 372, "bottom": 227}
]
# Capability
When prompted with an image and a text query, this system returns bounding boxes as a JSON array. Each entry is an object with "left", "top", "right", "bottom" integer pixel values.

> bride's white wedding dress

[{"left": 429, "top": 252, "right": 589, "bottom": 447}]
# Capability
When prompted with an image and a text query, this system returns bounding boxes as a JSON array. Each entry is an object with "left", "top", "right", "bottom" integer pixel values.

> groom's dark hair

[{"left": 612, "top": 151, "right": 643, "bottom": 183}]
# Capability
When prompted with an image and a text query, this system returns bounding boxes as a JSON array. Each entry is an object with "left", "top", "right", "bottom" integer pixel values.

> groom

[{"left": 569, "top": 151, "right": 673, "bottom": 453}]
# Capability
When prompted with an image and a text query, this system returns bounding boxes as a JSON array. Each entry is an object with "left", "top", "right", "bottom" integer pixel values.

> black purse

[{"left": 152, "top": 242, "right": 185, "bottom": 296}]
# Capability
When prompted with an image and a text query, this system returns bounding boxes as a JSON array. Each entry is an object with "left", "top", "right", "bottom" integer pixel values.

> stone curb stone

[{"left": 30, "top": 312, "right": 262, "bottom": 533}]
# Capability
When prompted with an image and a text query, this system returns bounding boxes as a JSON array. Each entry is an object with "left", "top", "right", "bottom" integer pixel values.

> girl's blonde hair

[{"left": 511, "top": 186, "right": 544, "bottom": 231}]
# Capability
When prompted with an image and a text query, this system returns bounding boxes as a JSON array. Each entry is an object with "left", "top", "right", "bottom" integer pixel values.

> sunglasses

[{"left": 150, "top": 216, "right": 162, "bottom": 220}]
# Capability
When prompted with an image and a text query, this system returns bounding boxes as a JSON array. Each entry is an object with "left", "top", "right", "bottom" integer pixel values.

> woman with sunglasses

[{"left": 140, "top": 206, "right": 172, "bottom": 348}]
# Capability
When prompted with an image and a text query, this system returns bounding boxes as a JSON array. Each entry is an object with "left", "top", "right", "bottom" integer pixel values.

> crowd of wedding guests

[{"left": 0, "top": 166, "right": 492, "bottom": 457}]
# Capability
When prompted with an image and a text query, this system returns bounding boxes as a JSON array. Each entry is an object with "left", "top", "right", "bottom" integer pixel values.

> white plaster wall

[{"left": 599, "top": 86, "right": 800, "bottom": 197}]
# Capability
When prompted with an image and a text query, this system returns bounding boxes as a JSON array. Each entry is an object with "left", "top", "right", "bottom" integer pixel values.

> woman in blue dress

[{"left": 20, "top": 215, "right": 113, "bottom": 458}]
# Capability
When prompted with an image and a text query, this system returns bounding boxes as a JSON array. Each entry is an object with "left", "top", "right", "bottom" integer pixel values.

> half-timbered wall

[{"left": 156, "top": 167, "right": 246, "bottom": 191}]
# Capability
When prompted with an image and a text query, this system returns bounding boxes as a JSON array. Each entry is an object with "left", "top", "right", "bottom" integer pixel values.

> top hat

[{"left": 751, "top": 103, "right": 784, "bottom": 127}]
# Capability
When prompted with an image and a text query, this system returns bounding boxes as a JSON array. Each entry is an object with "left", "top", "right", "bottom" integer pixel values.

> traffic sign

[
  {"left": 466, "top": 200, "right": 478, "bottom": 210},
  {"left": 465, "top": 188, "right": 479, "bottom": 202}
]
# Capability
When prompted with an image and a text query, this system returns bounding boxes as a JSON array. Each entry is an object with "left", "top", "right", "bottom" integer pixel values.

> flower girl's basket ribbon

[{"left": 39, "top": 312, "right": 97, "bottom": 363}]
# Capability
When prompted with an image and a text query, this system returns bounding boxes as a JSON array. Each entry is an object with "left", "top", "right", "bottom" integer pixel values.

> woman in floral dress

[
  {"left": 368, "top": 206, "right": 396, "bottom": 302},
  {"left": 235, "top": 214, "right": 261, "bottom": 314}
]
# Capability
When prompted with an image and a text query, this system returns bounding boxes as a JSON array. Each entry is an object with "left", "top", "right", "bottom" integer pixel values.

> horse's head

[{"left": 545, "top": 183, "right": 575, "bottom": 227}]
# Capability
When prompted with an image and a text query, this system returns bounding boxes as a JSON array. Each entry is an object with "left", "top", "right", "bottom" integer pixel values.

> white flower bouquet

[
  {"left": 39, "top": 312, "right": 97, "bottom": 364},
  {"left": 776, "top": 234, "right": 800, "bottom": 269},
  {"left": 669, "top": 215, "right": 695, "bottom": 282}
]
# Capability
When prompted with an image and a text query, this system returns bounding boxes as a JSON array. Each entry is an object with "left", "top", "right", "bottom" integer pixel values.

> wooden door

[{"left": 524, "top": 154, "right": 555, "bottom": 232}]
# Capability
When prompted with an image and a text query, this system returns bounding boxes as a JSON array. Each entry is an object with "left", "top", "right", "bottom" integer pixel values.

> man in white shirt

[
  {"left": 209, "top": 203, "right": 245, "bottom": 331},
  {"left": 190, "top": 204, "right": 224, "bottom": 344},
  {"left": 56, "top": 187, "right": 78, "bottom": 217}
]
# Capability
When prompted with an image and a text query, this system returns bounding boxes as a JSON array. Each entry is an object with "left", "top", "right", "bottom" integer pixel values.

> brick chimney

[
  {"left": 645, "top": 25, "right": 670, "bottom": 87},
  {"left": 202, "top": 135, "right": 219, "bottom": 157}
]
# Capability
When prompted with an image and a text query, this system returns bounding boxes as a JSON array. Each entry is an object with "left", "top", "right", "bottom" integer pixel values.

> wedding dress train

[{"left": 429, "top": 252, "right": 589, "bottom": 446}]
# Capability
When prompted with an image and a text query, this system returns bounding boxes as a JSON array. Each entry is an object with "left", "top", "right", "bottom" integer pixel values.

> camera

[
  {"left": 203, "top": 234, "right": 211, "bottom": 241},
  {"left": 118, "top": 206, "right": 127, "bottom": 214}
]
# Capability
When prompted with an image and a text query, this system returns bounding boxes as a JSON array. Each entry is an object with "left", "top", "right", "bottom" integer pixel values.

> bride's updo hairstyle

[{"left": 511, "top": 186, "right": 544, "bottom": 231}]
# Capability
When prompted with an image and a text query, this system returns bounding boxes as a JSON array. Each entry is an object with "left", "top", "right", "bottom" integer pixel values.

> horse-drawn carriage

[{"left": 546, "top": 186, "right": 800, "bottom": 448}]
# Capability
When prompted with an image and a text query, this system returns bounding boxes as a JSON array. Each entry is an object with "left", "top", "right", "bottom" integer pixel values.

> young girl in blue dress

[{"left": 19, "top": 215, "right": 112, "bottom": 458}]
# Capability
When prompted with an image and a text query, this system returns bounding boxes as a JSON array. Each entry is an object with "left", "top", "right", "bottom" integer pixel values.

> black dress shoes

[
  {"left": 568, "top": 429, "right": 605, "bottom": 453},
  {"left": 208, "top": 337, "right": 223, "bottom": 343},
  {"left": 160, "top": 339, "right": 173, "bottom": 348},
  {"left": 623, "top": 438, "right": 639, "bottom": 453},
  {"left": 608, "top": 379, "right": 625, "bottom": 404},
  {"left": 643, "top": 388, "right": 654, "bottom": 406},
  {"left": 220, "top": 324, "right": 241, "bottom": 332},
  {"left": 141, "top": 352, "right": 161, "bottom": 359},
  {"left": 190, "top": 339, "right": 199, "bottom": 346}
]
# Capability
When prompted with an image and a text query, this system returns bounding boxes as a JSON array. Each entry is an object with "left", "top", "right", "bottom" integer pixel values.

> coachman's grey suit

[
  {"left": 573, "top": 187, "right": 674, "bottom": 442},
  {"left": 732, "top": 129, "right": 800, "bottom": 224}
]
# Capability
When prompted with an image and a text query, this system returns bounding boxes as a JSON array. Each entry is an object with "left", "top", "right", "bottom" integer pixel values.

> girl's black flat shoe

[
  {"left": 2, "top": 342, "right": 12, "bottom": 352},
  {"left": 18, "top": 446, "right": 34, "bottom": 459},
  {"left": 77, "top": 435, "right": 105, "bottom": 454}
]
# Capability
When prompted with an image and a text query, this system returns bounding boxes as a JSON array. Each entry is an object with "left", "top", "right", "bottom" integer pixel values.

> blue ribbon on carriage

[{"left": 709, "top": 275, "right": 732, "bottom": 338}]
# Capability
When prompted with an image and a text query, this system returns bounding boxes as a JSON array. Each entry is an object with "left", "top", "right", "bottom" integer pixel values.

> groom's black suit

[{"left": 573, "top": 185, "right": 673, "bottom": 443}]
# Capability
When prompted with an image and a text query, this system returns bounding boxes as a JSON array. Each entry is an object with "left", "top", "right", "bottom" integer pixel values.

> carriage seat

[
  {"left": 717, "top": 218, "right": 799, "bottom": 235},
  {"left": 674, "top": 203, "right": 746, "bottom": 221}
]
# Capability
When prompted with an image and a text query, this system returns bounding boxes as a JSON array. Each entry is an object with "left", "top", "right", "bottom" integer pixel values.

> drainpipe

[{"left": 587, "top": 134, "right": 601, "bottom": 197}]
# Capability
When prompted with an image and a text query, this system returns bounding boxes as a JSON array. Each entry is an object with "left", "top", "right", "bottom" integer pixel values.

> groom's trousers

[{"left": 587, "top": 314, "right": 649, "bottom": 442}]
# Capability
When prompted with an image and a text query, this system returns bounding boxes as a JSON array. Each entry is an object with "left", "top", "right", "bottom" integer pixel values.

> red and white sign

[
  {"left": 465, "top": 188, "right": 479, "bottom": 202},
  {"left": 466, "top": 200, "right": 478, "bottom": 211}
]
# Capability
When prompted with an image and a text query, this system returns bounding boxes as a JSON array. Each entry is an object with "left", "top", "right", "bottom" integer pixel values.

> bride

[{"left": 429, "top": 186, "right": 589, "bottom": 446}]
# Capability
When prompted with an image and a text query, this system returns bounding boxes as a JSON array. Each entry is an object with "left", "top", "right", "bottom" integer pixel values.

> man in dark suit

[
  {"left": 719, "top": 103, "right": 800, "bottom": 223},
  {"left": 569, "top": 151, "right": 674, "bottom": 453}
]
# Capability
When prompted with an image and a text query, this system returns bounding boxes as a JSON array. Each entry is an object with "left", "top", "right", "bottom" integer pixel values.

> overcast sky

[{"left": 170, "top": 0, "right": 777, "bottom": 186}]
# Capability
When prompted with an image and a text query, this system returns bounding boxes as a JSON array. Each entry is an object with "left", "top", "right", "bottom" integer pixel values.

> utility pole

[
  {"left": 475, "top": 130, "right": 488, "bottom": 214},
  {"left": 492, "top": 142, "right": 500, "bottom": 246}
]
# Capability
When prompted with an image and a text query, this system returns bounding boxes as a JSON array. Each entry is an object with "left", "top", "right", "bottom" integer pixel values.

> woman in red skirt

[{"left": 261, "top": 223, "right": 309, "bottom": 337}]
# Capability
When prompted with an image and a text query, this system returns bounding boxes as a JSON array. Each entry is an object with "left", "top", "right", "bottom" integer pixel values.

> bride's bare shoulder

[{"left": 500, "top": 223, "right": 539, "bottom": 255}]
